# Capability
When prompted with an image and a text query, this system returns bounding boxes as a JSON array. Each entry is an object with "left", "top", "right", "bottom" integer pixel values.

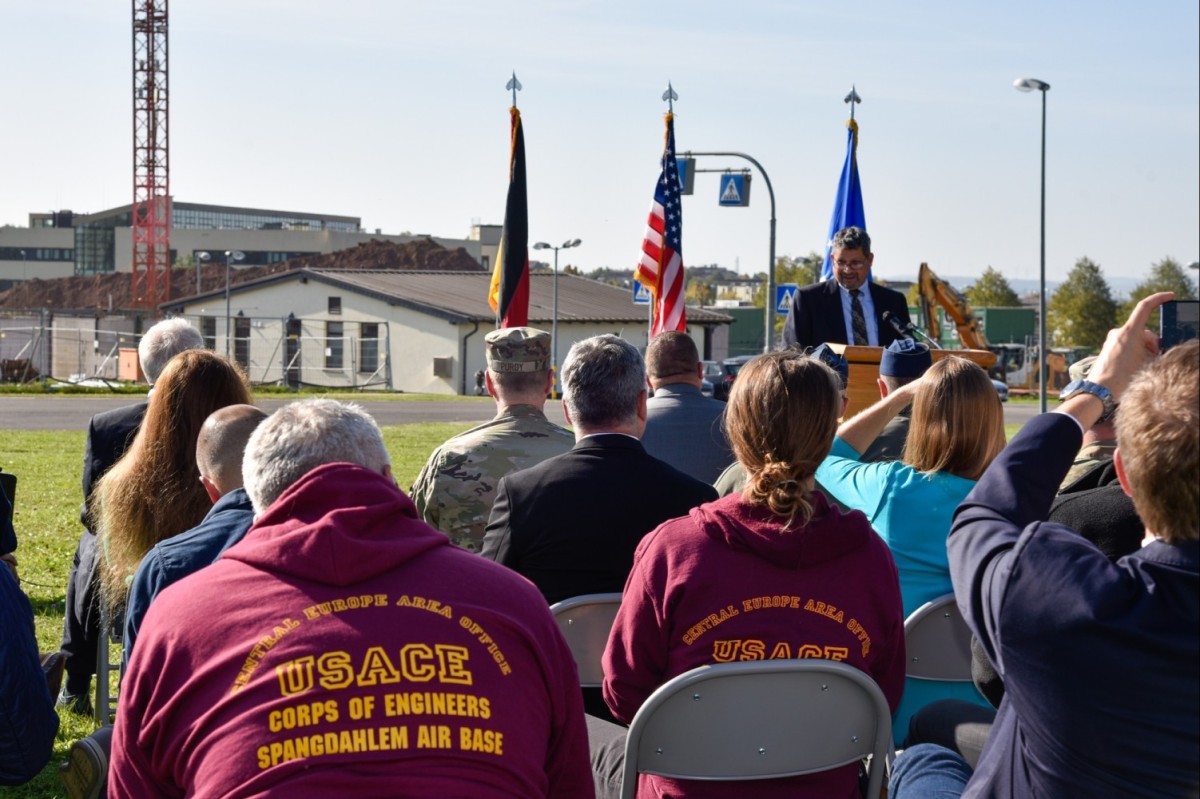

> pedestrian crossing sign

[
  {"left": 776, "top": 284, "right": 798, "bottom": 313},
  {"left": 718, "top": 174, "right": 751, "bottom": 207},
  {"left": 633, "top": 281, "right": 652, "bottom": 305}
]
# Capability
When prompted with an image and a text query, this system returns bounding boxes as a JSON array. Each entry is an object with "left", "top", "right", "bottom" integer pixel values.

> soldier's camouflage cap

[
  {"left": 1069, "top": 356, "right": 1097, "bottom": 382},
  {"left": 485, "top": 327, "right": 552, "bottom": 373}
]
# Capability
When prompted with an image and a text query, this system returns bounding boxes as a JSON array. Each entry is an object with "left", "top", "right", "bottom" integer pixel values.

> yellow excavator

[
  {"left": 916, "top": 263, "right": 1073, "bottom": 393},
  {"left": 918, "top": 263, "right": 989, "bottom": 350}
]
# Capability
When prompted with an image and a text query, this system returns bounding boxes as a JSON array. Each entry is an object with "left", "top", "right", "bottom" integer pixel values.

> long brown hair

[
  {"left": 903, "top": 356, "right": 1005, "bottom": 480},
  {"left": 98, "top": 350, "right": 252, "bottom": 611},
  {"left": 725, "top": 351, "right": 841, "bottom": 529}
]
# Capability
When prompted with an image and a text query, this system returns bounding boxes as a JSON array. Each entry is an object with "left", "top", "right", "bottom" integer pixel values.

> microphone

[
  {"left": 883, "top": 311, "right": 943, "bottom": 349},
  {"left": 882, "top": 311, "right": 912, "bottom": 340}
]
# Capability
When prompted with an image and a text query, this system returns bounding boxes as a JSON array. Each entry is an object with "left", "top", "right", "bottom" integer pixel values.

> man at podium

[{"left": 782, "top": 226, "right": 912, "bottom": 350}]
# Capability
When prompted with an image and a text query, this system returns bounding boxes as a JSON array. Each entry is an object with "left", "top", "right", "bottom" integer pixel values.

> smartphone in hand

[{"left": 1160, "top": 300, "right": 1199, "bottom": 352}]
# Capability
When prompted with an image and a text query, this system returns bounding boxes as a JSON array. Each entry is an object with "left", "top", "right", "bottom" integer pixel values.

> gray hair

[
  {"left": 242, "top": 399, "right": 391, "bottom": 514},
  {"left": 561, "top": 334, "right": 645, "bottom": 429},
  {"left": 831, "top": 226, "right": 871, "bottom": 256},
  {"left": 138, "top": 317, "right": 204, "bottom": 385}
]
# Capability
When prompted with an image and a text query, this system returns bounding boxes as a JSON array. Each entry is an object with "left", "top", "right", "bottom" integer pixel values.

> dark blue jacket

[
  {"left": 949, "top": 413, "right": 1199, "bottom": 797},
  {"left": 0, "top": 489, "right": 14, "bottom": 556},
  {"left": 0, "top": 566, "right": 58, "bottom": 785},
  {"left": 123, "top": 488, "right": 256, "bottom": 668}
]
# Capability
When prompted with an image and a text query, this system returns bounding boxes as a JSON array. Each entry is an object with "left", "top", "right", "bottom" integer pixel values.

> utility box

[{"left": 118, "top": 348, "right": 143, "bottom": 383}]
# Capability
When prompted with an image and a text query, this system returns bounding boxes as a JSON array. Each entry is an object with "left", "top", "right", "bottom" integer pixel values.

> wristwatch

[{"left": 1059, "top": 379, "right": 1116, "bottom": 420}]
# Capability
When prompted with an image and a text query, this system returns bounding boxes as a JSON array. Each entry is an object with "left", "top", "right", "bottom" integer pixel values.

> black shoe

[
  {"left": 56, "top": 687, "right": 94, "bottom": 717},
  {"left": 60, "top": 725, "right": 112, "bottom": 799}
]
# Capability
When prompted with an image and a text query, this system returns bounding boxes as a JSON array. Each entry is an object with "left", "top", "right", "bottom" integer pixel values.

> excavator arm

[{"left": 917, "top": 263, "right": 990, "bottom": 350}]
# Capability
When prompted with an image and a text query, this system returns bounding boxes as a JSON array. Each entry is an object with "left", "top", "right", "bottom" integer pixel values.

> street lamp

[
  {"left": 532, "top": 238, "right": 581, "bottom": 397},
  {"left": 196, "top": 250, "right": 211, "bottom": 294},
  {"left": 19, "top": 250, "right": 26, "bottom": 281},
  {"left": 224, "top": 250, "right": 245, "bottom": 358},
  {"left": 681, "top": 150, "right": 776, "bottom": 352},
  {"left": 1014, "top": 77, "right": 1050, "bottom": 413}
]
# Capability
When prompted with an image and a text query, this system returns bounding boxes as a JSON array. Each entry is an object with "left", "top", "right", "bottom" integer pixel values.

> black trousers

[{"left": 60, "top": 531, "right": 101, "bottom": 694}]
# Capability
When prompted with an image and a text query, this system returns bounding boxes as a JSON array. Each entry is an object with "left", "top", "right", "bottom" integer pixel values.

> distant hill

[{"left": 925, "top": 274, "right": 1150, "bottom": 300}]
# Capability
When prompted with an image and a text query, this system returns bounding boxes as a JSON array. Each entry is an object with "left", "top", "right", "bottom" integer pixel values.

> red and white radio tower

[{"left": 132, "top": 0, "right": 170, "bottom": 310}]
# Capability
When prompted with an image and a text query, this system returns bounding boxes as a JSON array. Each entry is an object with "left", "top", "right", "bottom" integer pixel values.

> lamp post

[
  {"left": 19, "top": 250, "right": 26, "bottom": 281},
  {"left": 1014, "top": 77, "right": 1050, "bottom": 413},
  {"left": 224, "top": 250, "right": 245, "bottom": 358},
  {"left": 532, "top": 238, "right": 581, "bottom": 397},
  {"left": 196, "top": 250, "right": 211, "bottom": 294},
  {"left": 681, "top": 151, "right": 776, "bottom": 352}
]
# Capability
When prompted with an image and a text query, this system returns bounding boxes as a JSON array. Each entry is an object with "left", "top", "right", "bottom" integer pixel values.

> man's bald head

[{"left": 196, "top": 404, "right": 269, "bottom": 497}]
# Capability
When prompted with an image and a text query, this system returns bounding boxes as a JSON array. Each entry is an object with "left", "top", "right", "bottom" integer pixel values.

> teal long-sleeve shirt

[{"left": 816, "top": 435, "right": 990, "bottom": 743}]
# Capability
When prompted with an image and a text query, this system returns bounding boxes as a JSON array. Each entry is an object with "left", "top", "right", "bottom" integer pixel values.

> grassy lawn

[
  {"left": 1, "top": 383, "right": 489, "bottom": 403},
  {"left": 0, "top": 420, "right": 474, "bottom": 798}
]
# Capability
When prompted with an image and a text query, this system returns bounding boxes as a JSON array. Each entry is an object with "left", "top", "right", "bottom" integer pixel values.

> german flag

[{"left": 488, "top": 107, "right": 529, "bottom": 327}]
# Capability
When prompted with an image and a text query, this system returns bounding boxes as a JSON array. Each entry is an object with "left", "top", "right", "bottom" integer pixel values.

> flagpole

[{"left": 636, "top": 83, "right": 688, "bottom": 340}]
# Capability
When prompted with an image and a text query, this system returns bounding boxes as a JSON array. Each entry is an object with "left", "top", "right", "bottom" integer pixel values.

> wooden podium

[{"left": 827, "top": 344, "right": 997, "bottom": 419}]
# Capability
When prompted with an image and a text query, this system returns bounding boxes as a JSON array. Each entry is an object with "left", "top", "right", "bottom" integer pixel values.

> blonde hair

[
  {"left": 1115, "top": 339, "right": 1199, "bottom": 544},
  {"left": 904, "top": 356, "right": 1006, "bottom": 480},
  {"left": 725, "top": 351, "right": 841, "bottom": 529},
  {"left": 98, "top": 350, "right": 252, "bottom": 612}
]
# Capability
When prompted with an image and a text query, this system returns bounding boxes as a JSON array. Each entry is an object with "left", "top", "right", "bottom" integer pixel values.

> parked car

[
  {"left": 991, "top": 378, "right": 1009, "bottom": 403},
  {"left": 700, "top": 361, "right": 723, "bottom": 400},
  {"left": 712, "top": 355, "right": 756, "bottom": 402}
]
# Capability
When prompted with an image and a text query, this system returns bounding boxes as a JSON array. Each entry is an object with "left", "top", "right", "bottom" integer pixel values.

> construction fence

[{"left": 0, "top": 311, "right": 393, "bottom": 390}]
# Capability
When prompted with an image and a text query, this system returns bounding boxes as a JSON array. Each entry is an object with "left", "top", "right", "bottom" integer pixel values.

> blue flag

[{"left": 820, "top": 119, "right": 866, "bottom": 280}]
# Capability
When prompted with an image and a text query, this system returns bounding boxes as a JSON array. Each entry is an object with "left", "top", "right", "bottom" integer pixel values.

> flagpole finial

[
  {"left": 662, "top": 82, "right": 678, "bottom": 113},
  {"left": 506, "top": 71, "right": 523, "bottom": 108},
  {"left": 844, "top": 85, "right": 862, "bottom": 120}
]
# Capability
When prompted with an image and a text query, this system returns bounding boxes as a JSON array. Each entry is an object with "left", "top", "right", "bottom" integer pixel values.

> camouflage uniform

[
  {"left": 410, "top": 327, "right": 573, "bottom": 552},
  {"left": 1058, "top": 356, "right": 1118, "bottom": 490},
  {"left": 1059, "top": 439, "right": 1118, "bottom": 492}
]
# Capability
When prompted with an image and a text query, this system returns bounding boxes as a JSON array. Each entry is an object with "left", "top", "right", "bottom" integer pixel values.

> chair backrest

[
  {"left": 621, "top": 659, "right": 892, "bottom": 799},
  {"left": 549, "top": 592, "right": 623, "bottom": 687},
  {"left": 903, "top": 593, "right": 973, "bottom": 682}
]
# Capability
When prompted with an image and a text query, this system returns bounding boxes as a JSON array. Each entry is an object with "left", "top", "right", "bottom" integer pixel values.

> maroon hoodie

[
  {"left": 109, "top": 463, "right": 593, "bottom": 799},
  {"left": 604, "top": 491, "right": 904, "bottom": 799}
]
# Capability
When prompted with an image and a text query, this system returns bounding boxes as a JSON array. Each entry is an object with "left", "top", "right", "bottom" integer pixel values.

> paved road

[{"left": 0, "top": 394, "right": 1034, "bottom": 431}]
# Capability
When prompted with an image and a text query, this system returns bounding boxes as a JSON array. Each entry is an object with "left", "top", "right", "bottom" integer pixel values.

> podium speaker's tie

[{"left": 850, "top": 289, "right": 869, "bottom": 346}]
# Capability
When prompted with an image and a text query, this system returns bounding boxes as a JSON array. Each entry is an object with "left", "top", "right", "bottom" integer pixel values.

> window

[
  {"left": 359, "top": 322, "right": 379, "bottom": 372},
  {"left": 325, "top": 321, "right": 344, "bottom": 369},
  {"left": 199, "top": 316, "right": 217, "bottom": 350},
  {"left": 328, "top": 296, "right": 342, "bottom": 315},
  {"left": 234, "top": 317, "right": 251, "bottom": 370}
]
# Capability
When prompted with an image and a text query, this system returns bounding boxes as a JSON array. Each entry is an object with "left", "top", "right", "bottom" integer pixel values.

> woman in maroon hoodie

[{"left": 602, "top": 350, "right": 905, "bottom": 799}]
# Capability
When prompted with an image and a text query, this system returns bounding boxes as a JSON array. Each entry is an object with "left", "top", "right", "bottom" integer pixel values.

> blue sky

[{"left": 2, "top": 1, "right": 1197, "bottom": 291}]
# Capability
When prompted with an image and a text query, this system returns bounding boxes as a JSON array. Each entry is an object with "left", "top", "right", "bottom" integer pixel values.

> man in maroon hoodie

[{"left": 109, "top": 399, "right": 593, "bottom": 798}]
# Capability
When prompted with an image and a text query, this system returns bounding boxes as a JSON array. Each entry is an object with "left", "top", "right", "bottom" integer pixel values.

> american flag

[{"left": 635, "top": 113, "right": 687, "bottom": 335}]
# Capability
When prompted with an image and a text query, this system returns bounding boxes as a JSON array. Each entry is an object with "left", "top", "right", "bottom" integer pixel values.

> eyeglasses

[{"left": 834, "top": 259, "right": 868, "bottom": 269}]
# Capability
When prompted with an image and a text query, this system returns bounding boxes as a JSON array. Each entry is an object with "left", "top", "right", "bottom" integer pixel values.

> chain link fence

[{"left": 0, "top": 311, "right": 392, "bottom": 390}]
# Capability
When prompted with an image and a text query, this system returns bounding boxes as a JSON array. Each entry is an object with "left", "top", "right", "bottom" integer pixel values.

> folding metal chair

[
  {"left": 903, "top": 593, "right": 974, "bottom": 682},
  {"left": 549, "top": 592, "right": 622, "bottom": 687},
  {"left": 94, "top": 602, "right": 123, "bottom": 725},
  {"left": 621, "top": 659, "right": 893, "bottom": 799}
]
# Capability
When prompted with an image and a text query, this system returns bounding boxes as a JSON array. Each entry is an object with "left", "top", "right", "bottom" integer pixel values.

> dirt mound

[{"left": 0, "top": 237, "right": 483, "bottom": 312}]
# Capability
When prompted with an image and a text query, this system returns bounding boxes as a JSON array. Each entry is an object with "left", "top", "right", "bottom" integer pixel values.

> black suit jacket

[
  {"left": 782, "top": 278, "right": 912, "bottom": 350},
  {"left": 480, "top": 434, "right": 718, "bottom": 604},
  {"left": 80, "top": 402, "right": 147, "bottom": 530}
]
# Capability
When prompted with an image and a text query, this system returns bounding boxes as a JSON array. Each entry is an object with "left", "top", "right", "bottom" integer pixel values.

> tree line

[{"left": 576, "top": 255, "right": 1196, "bottom": 353}]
